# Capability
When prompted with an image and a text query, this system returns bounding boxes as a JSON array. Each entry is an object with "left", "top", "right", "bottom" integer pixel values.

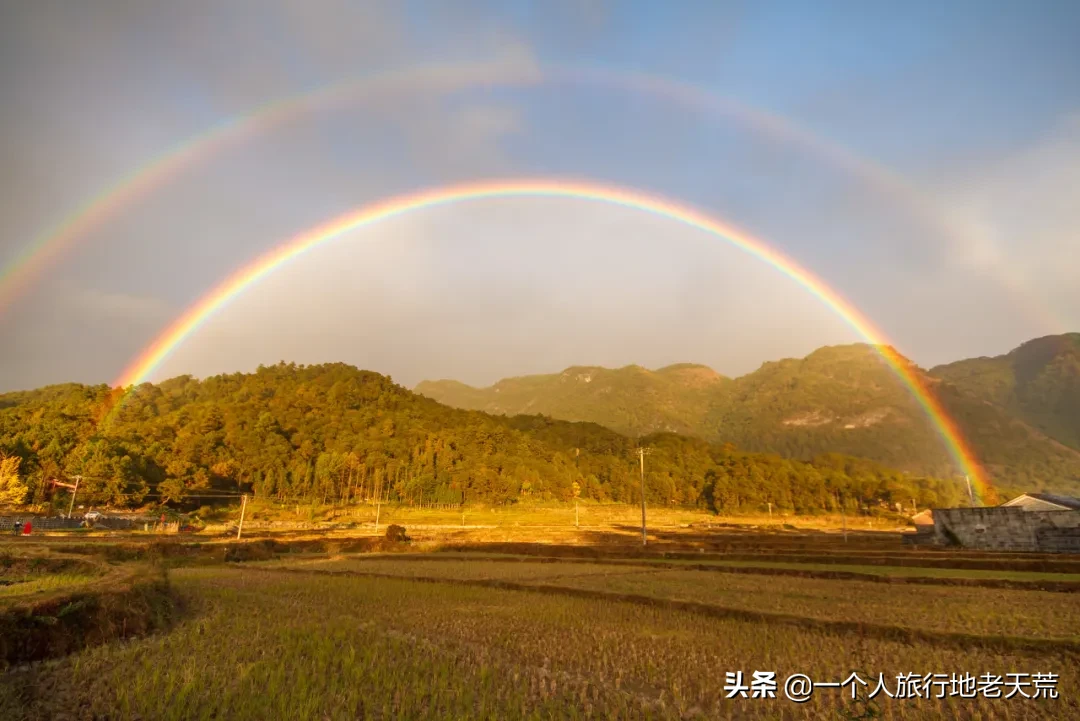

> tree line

[{"left": 0, "top": 363, "right": 971, "bottom": 514}]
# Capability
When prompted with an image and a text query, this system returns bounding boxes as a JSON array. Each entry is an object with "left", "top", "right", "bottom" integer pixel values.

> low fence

[{"left": 0, "top": 516, "right": 147, "bottom": 532}]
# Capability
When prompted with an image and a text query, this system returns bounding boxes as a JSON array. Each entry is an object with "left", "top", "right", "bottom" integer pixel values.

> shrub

[{"left": 384, "top": 524, "right": 409, "bottom": 543}]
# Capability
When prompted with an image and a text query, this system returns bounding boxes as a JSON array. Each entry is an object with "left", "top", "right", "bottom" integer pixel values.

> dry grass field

[
  {"left": 0, "top": 509, "right": 1077, "bottom": 719},
  {"left": 258, "top": 554, "right": 1080, "bottom": 641}
]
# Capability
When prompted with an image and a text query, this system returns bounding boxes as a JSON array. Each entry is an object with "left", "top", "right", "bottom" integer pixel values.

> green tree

[{"left": 0, "top": 454, "right": 28, "bottom": 505}]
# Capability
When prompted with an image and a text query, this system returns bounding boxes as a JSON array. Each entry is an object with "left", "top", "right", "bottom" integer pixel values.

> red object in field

[{"left": 21, "top": 521, "right": 32, "bottom": 535}]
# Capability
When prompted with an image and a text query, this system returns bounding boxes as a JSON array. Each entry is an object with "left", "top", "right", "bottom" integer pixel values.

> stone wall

[{"left": 929, "top": 507, "right": 1080, "bottom": 553}]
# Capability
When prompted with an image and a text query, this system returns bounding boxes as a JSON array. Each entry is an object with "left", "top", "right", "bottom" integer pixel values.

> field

[
  {"left": 0, "top": 511, "right": 1077, "bottom": 719},
  {"left": 256, "top": 555, "right": 1080, "bottom": 641}
]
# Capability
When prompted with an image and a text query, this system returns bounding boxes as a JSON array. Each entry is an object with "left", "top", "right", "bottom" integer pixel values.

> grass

[
  {"left": 431, "top": 542, "right": 1080, "bottom": 574},
  {"left": 0, "top": 573, "right": 99, "bottom": 599},
  {"left": 242, "top": 500, "right": 826, "bottom": 527},
  {"left": 3, "top": 566, "right": 1075, "bottom": 720},
  {"left": 545, "top": 569, "right": 1080, "bottom": 642},
  {"left": 0, "top": 551, "right": 109, "bottom": 607},
  {"left": 207, "top": 498, "right": 917, "bottom": 539},
  {"left": 266, "top": 555, "right": 1080, "bottom": 642},
  {"left": 640, "top": 557, "right": 1080, "bottom": 582},
  {"left": 0, "top": 560, "right": 174, "bottom": 669},
  {"left": 253, "top": 556, "right": 645, "bottom": 581},
  {"left": 3, "top": 528, "right": 1078, "bottom": 718},
  {"left": 271, "top": 548, "right": 1080, "bottom": 585}
]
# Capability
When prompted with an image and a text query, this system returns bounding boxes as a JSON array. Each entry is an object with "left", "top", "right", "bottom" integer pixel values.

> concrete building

[{"left": 910, "top": 494, "right": 1080, "bottom": 553}]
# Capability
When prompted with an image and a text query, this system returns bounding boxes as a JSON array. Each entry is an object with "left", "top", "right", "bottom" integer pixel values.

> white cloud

[
  {"left": 937, "top": 113, "right": 1080, "bottom": 332},
  {"left": 155, "top": 197, "right": 859, "bottom": 387},
  {"left": 0, "top": 2, "right": 548, "bottom": 390}
]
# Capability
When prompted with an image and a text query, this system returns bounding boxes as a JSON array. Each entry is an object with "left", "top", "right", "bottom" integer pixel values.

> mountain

[
  {"left": 0, "top": 363, "right": 965, "bottom": 513},
  {"left": 417, "top": 343, "right": 1080, "bottom": 496},
  {"left": 931, "top": 334, "right": 1080, "bottom": 451},
  {"left": 416, "top": 363, "right": 729, "bottom": 439}
]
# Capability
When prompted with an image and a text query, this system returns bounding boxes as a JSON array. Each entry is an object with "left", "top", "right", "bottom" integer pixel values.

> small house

[{"left": 999, "top": 493, "right": 1080, "bottom": 512}]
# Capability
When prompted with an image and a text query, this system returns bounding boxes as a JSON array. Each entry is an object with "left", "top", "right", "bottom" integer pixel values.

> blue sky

[{"left": 1, "top": 0, "right": 1077, "bottom": 390}]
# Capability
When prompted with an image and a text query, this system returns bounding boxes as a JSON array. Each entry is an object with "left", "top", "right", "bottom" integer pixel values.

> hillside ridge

[
  {"left": 0, "top": 361, "right": 974, "bottom": 513},
  {"left": 416, "top": 339, "right": 1080, "bottom": 494}
]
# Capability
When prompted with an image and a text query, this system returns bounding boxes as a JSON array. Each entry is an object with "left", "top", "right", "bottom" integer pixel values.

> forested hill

[
  {"left": 416, "top": 363, "right": 729, "bottom": 438},
  {"left": 0, "top": 362, "right": 969, "bottom": 514},
  {"left": 417, "top": 343, "right": 1080, "bottom": 495},
  {"left": 931, "top": 334, "right": 1080, "bottom": 451}
]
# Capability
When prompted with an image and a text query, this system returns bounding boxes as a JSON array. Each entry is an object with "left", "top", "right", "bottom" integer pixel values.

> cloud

[
  {"left": 0, "top": 285, "right": 174, "bottom": 390},
  {"left": 937, "top": 112, "right": 1080, "bottom": 332},
  {"left": 273, "top": 0, "right": 408, "bottom": 73},
  {"left": 4, "top": 2, "right": 1070, "bottom": 395},
  {"left": 453, "top": 104, "right": 525, "bottom": 140},
  {"left": 154, "top": 197, "right": 859, "bottom": 387},
  {"left": 0, "top": 2, "right": 546, "bottom": 391},
  {"left": 402, "top": 102, "right": 526, "bottom": 173},
  {"left": 66, "top": 288, "right": 173, "bottom": 324}
]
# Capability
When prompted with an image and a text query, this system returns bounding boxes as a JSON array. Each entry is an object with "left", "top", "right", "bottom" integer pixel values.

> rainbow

[
  {"left": 0, "top": 63, "right": 1061, "bottom": 335},
  {"left": 109, "top": 179, "right": 991, "bottom": 500},
  {"left": 0, "top": 60, "right": 545, "bottom": 315}
]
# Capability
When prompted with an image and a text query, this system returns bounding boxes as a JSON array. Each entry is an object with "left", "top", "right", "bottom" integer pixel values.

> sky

[{"left": 0, "top": 0, "right": 1077, "bottom": 391}]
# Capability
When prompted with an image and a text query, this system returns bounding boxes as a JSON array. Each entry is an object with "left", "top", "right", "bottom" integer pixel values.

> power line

[{"left": 145, "top": 493, "right": 245, "bottom": 498}]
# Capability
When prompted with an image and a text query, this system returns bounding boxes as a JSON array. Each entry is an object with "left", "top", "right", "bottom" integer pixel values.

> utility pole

[
  {"left": 964, "top": 475, "right": 975, "bottom": 507},
  {"left": 375, "top": 491, "right": 382, "bottom": 535},
  {"left": 236, "top": 494, "right": 248, "bottom": 540},
  {"left": 67, "top": 476, "right": 81, "bottom": 519},
  {"left": 767, "top": 502, "right": 772, "bottom": 522},
  {"left": 636, "top": 447, "right": 650, "bottom": 546},
  {"left": 374, "top": 482, "right": 390, "bottom": 535},
  {"left": 573, "top": 480, "right": 581, "bottom": 530},
  {"left": 834, "top": 490, "right": 847, "bottom": 542}
]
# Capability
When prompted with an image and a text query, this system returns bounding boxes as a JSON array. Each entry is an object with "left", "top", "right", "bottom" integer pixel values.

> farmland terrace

[{"left": 1, "top": 524, "right": 1077, "bottom": 719}]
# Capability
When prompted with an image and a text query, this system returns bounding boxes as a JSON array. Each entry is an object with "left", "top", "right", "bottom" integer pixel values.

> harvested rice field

[{"left": 2, "top": 540, "right": 1076, "bottom": 719}]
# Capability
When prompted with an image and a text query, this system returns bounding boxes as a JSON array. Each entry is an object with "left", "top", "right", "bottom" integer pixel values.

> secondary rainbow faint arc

[
  {"left": 1, "top": 62, "right": 1060, "bottom": 335},
  {"left": 0, "top": 60, "right": 544, "bottom": 314},
  {"left": 110, "top": 179, "right": 991, "bottom": 499}
]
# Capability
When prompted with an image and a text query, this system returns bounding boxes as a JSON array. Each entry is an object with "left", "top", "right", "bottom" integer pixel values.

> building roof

[{"left": 1001, "top": 493, "right": 1080, "bottom": 511}]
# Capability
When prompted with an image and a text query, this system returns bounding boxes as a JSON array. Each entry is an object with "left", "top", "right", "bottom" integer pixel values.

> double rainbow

[
  {"left": 109, "top": 179, "right": 991, "bottom": 500},
  {"left": 0, "top": 63, "right": 1061, "bottom": 335}
]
